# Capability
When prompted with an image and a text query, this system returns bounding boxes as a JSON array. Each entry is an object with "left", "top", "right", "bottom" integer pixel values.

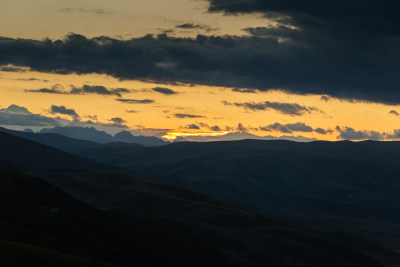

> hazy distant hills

[
  {"left": 74, "top": 140, "right": 400, "bottom": 244},
  {"left": 1, "top": 128, "right": 397, "bottom": 266},
  {"left": 39, "top": 126, "right": 167, "bottom": 146},
  {"left": 0, "top": 127, "right": 105, "bottom": 152},
  {"left": 0, "top": 127, "right": 144, "bottom": 152}
]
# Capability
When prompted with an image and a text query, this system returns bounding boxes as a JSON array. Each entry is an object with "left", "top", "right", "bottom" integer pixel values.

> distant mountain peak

[
  {"left": 114, "top": 130, "right": 134, "bottom": 138},
  {"left": 114, "top": 129, "right": 167, "bottom": 146},
  {"left": 40, "top": 126, "right": 114, "bottom": 143},
  {"left": 38, "top": 126, "right": 167, "bottom": 146}
]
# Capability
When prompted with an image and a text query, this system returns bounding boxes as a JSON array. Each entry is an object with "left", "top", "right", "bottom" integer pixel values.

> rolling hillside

[
  {"left": 74, "top": 140, "right": 400, "bottom": 249},
  {"left": 1, "top": 131, "right": 397, "bottom": 266}
]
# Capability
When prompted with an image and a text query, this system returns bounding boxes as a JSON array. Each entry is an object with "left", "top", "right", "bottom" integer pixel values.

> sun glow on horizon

[{"left": 162, "top": 131, "right": 229, "bottom": 141}]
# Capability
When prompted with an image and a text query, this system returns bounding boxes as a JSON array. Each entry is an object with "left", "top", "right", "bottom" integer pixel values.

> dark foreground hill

[
  {"left": 0, "top": 170, "right": 235, "bottom": 267},
  {"left": 74, "top": 140, "right": 400, "bottom": 248},
  {"left": 0, "top": 131, "right": 118, "bottom": 172},
  {"left": 35, "top": 170, "right": 400, "bottom": 266},
  {"left": 0, "top": 170, "right": 394, "bottom": 267},
  {"left": 1, "top": 129, "right": 398, "bottom": 266}
]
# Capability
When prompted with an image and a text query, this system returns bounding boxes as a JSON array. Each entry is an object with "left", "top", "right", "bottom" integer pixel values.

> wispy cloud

[
  {"left": 50, "top": 105, "right": 79, "bottom": 118},
  {"left": 27, "top": 84, "right": 130, "bottom": 97},
  {"left": 232, "top": 88, "right": 259, "bottom": 93},
  {"left": 259, "top": 122, "right": 332, "bottom": 135},
  {"left": 0, "top": 66, "right": 27, "bottom": 72},
  {"left": 152, "top": 87, "right": 178, "bottom": 95},
  {"left": 175, "top": 23, "right": 218, "bottom": 33},
  {"left": 174, "top": 113, "right": 205, "bottom": 119},
  {"left": 222, "top": 100, "right": 320, "bottom": 116},
  {"left": 185, "top": 124, "right": 200, "bottom": 130},
  {"left": 71, "top": 85, "right": 129, "bottom": 97},
  {"left": 126, "top": 110, "right": 140, "bottom": 113},
  {"left": 59, "top": 8, "right": 113, "bottom": 15},
  {"left": 116, "top": 99, "right": 155, "bottom": 104}
]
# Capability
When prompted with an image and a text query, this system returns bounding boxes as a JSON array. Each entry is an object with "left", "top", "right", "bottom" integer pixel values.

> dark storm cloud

[
  {"left": 50, "top": 105, "right": 79, "bottom": 118},
  {"left": 336, "top": 126, "right": 384, "bottom": 141},
  {"left": 222, "top": 100, "right": 317, "bottom": 116},
  {"left": 174, "top": 113, "right": 204, "bottom": 119},
  {"left": 204, "top": 0, "right": 400, "bottom": 104},
  {"left": 152, "top": 87, "right": 178, "bottom": 95},
  {"left": 1, "top": 15, "right": 400, "bottom": 104},
  {"left": 116, "top": 99, "right": 155, "bottom": 104},
  {"left": 206, "top": 0, "right": 400, "bottom": 36}
]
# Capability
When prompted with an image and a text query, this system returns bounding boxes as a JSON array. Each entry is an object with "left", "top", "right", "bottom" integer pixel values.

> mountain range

[
  {"left": 39, "top": 126, "right": 167, "bottom": 146},
  {"left": 73, "top": 139, "right": 400, "bottom": 249},
  {"left": 1, "top": 128, "right": 400, "bottom": 266}
]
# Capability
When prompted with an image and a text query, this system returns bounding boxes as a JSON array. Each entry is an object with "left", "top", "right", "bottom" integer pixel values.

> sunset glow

[{"left": 162, "top": 131, "right": 229, "bottom": 141}]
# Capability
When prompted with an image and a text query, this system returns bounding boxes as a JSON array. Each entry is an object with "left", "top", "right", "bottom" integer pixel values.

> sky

[{"left": 1, "top": 0, "right": 400, "bottom": 142}]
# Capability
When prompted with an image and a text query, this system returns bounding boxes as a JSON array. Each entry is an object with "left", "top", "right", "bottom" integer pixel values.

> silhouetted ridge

[
  {"left": 0, "top": 131, "right": 115, "bottom": 172},
  {"left": 74, "top": 138, "right": 400, "bottom": 256},
  {"left": 0, "top": 170, "right": 236, "bottom": 267},
  {"left": 1, "top": 130, "right": 399, "bottom": 266}
]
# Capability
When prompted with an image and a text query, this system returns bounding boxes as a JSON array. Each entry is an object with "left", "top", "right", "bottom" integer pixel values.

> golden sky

[
  {"left": 1, "top": 67, "right": 399, "bottom": 141},
  {"left": 0, "top": 0, "right": 269, "bottom": 39}
]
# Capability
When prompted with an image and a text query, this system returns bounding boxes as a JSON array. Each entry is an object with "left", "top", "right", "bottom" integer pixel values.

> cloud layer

[
  {"left": 0, "top": 105, "right": 60, "bottom": 126},
  {"left": 0, "top": 104, "right": 129, "bottom": 129},
  {"left": 1, "top": 28, "right": 399, "bottom": 103},
  {"left": 116, "top": 99, "right": 155, "bottom": 104}
]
